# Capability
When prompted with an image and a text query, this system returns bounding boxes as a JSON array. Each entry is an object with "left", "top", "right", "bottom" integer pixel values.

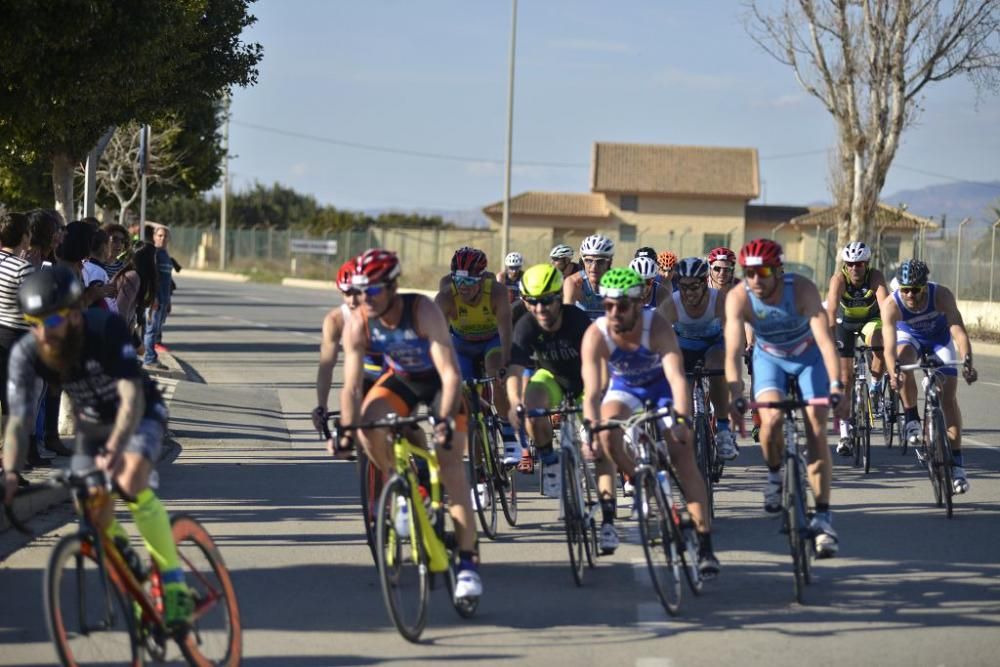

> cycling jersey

[
  {"left": 596, "top": 309, "right": 672, "bottom": 411},
  {"left": 511, "top": 305, "right": 591, "bottom": 398},
  {"left": 449, "top": 277, "right": 498, "bottom": 341},
  {"left": 672, "top": 288, "right": 722, "bottom": 350},
  {"left": 575, "top": 271, "right": 604, "bottom": 320},
  {"left": 500, "top": 272, "right": 521, "bottom": 303},
  {"left": 746, "top": 274, "right": 813, "bottom": 357},
  {"left": 839, "top": 267, "right": 878, "bottom": 323},
  {"left": 367, "top": 293, "right": 434, "bottom": 376},
  {"left": 894, "top": 282, "right": 949, "bottom": 344},
  {"left": 643, "top": 280, "right": 660, "bottom": 311}
]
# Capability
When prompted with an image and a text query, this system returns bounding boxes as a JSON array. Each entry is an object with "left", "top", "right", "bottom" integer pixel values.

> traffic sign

[{"left": 290, "top": 239, "right": 338, "bottom": 255}]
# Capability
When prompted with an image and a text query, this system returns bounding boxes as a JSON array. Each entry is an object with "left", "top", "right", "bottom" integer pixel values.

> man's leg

[
  {"left": 940, "top": 374, "right": 969, "bottom": 493},
  {"left": 595, "top": 397, "right": 630, "bottom": 554},
  {"left": 897, "top": 343, "right": 922, "bottom": 447},
  {"left": 142, "top": 307, "right": 163, "bottom": 365},
  {"left": 836, "top": 325, "right": 855, "bottom": 455},
  {"left": 706, "top": 345, "right": 738, "bottom": 460}
]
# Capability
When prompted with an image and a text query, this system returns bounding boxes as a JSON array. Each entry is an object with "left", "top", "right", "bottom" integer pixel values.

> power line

[{"left": 230, "top": 119, "right": 588, "bottom": 169}]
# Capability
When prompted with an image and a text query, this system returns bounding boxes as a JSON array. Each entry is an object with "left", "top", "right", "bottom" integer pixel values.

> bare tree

[
  {"left": 78, "top": 122, "right": 184, "bottom": 225},
  {"left": 745, "top": 0, "right": 1000, "bottom": 248}
]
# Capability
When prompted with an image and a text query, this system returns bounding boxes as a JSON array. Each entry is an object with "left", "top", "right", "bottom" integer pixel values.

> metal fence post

[
  {"left": 956, "top": 218, "right": 969, "bottom": 298},
  {"left": 990, "top": 218, "right": 1000, "bottom": 302}
]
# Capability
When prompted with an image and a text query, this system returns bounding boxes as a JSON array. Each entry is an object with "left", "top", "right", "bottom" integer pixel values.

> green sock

[
  {"left": 127, "top": 488, "right": 180, "bottom": 574},
  {"left": 104, "top": 515, "right": 130, "bottom": 543}
]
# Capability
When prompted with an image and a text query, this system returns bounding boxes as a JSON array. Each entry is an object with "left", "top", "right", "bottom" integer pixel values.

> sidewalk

[{"left": 0, "top": 349, "right": 189, "bottom": 537}]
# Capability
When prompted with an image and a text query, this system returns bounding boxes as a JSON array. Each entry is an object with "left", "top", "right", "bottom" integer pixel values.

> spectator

[
  {"left": 82, "top": 229, "right": 117, "bottom": 312},
  {"left": 113, "top": 242, "right": 158, "bottom": 347},
  {"left": 101, "top": 223, "right": 130, "bottom": 279},
  {"left": 25, "top": 209, "right": 60, "bottom": 268},
  {"left": 58, "top": 221, "right": 104, "bottom": 309},
  {"left": 142, "top": 226, "right": 173, "bottom": 369}
]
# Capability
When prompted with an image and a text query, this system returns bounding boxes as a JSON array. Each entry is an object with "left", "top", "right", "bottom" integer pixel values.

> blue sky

[{"left": 226, "top": 0, "right": 1000, "bottom": 212}]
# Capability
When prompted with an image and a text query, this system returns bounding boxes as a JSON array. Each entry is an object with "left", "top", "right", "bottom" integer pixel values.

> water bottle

[{"left": 656, "top": 470, "right": 670, "bottom": 499}]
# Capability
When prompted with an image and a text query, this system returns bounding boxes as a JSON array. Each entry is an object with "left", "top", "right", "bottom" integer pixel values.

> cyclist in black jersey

[
  {"left": 549, "top": 243, "right": 582, "bottom": 278},
  {"left": 497, "top": 252, "right": 524, "bottom": 303}
]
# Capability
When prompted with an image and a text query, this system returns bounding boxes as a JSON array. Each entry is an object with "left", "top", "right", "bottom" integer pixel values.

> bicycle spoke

[
  {"left": 376, "top": 479, "right": 429, "bottom": 643},
  {"left": 636, "top": 471, "right": 681, "bottom": 615}
]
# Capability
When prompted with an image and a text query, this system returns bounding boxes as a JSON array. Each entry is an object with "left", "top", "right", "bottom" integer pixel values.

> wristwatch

[{"left": 830, "top": 380, "right": 844, "bottom": 390}]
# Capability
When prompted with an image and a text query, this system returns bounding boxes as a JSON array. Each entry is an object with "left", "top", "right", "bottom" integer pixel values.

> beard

[{"left": 38, "top": 321, "right": 84, "bottom": 377}]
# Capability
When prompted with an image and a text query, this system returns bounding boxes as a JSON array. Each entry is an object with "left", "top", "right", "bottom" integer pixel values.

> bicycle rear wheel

[
  {"left": 45, "top": 534, "right": 140, "bottom": 667},
  {"left": 580, "top": 457, "right": 599, "bottom": 568},
  {"left": 560, "top": 449, "right": 585, "bottom": 586},
  {"left": 376, "top": 478, "right": 429, "bottom": 643},
  {"left": 931, "top": 409, "right": 954, "bottom": 518},
  {"left": 467, "top": 421, "right": 499, "bottom": 539},
  {"left": 635, "top": 470, "right": 682, "bottom": 615},
  {"left": 172, "top": 514, "right": 242, "bottom": 667},
  {"left": 490, "top": 420, "right": 518, "bottom": 527}
]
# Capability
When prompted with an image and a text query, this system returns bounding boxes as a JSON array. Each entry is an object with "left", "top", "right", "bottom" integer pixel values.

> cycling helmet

[
  {"left": 739, "top": 238, "right": 783, "bottom": 268},
  {"left": 579, "top": 234, "right": 614, "bottom": 258},
  {"left": 336, "top": 260, "right": 356, "bottom": 292},
  {"left": 599, "top": 267, "right": 645, "bottom": 299},
  {"left": 897, "top": 259, "right": 929, "bottom": 287},
  {"left": 634, "top": 246, "right": 658, "bottom": 262},
  {"left": 841, "top": 241, "right": 872, "bottom": 263},
  {"left": 504, "top": 252, "right": 524, "bottom": 269},
  {"left": 19, "top": 265, "right": 83, "bottom": 317},
  {"left": 707, "top": 246, "right": 736, "bottom": 265},
  {"left": 450, "top": 247, "right": 488, "bottom": 277},
  {"left": 676, "top": 257, "right": 710, "bottom": 279},
  {"left": 353, "top": 248, "right": 401, "bottom": 286},
  {"left": 657, "top": 250, "right": 678, "bottom": 272},
  {"left": 628, "top": 256, "right": 658, "bottom": 281},
  {"left": 549, "top": 243, "right": 574, "bottom": 260},
  {"left": 520, "top": 263, "right": 563, "bottom": 298}
]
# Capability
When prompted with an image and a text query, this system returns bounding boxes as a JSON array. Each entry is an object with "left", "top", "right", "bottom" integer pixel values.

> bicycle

[
  {"left": 590, "top": 405, "right": 702, "bottom": 616},
  {"left": 330, "top": 413, "right": 478, "bottom": 643},
  {"left": 878, "top": 373, "right": 903, "bottom": 452},
  {"left": 464, "top": 376, "right": 517, "bottom": 539},
  {"left": 737, "top": 378, "right": 829, "bottom": 604},
  {"left": 898, "top": 354, "right": 963, "bottom": 518},
  {"left": 686, "top": 360, "right": 726, "bottom": 517},
  {"left": 7, "top": 468, "right": 241, "bottom": 666},
  {"left": 849, "top": 340, "right": 882, "bottom": 473},
  {"left": 518, "top": 401, "right": 600, "bottom": 586}
]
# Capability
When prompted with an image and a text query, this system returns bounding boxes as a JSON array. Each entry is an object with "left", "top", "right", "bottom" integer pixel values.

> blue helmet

[{"left": 897, "top": 259, "right": 929, "bottom": 287}]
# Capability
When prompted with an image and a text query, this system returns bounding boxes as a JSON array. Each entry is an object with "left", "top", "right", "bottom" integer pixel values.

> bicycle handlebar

[
  {"left": 1, "top": 468, "right": 111, "bottom": 536},
  {"left": 735, "top": 396, "right": 831, "bottom": 412},
  {"left": 898, "top": 359, "right": 963, "bottom": 372},
  {"left": 585, "top": 406, "right": 673, "bottom": 434},
  {"left": 516, "top": 405, "right": 582, "bottom": 419},
  {"left": 685, "top": 367, "right": 725, "bottom": 379}
]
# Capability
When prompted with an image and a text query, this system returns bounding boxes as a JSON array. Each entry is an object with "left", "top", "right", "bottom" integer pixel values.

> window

[
  {"left": 703, "top": 234, "right": 727, "bottom": 255},
  {"left": 619, "top": 223, "right": 637, "bottom": 242},
  {"left": 620, "top": 194, "right": 638, "bottom": 212},
  {"left": 881, "top": 235, "right": 901, "bottom": 267}
]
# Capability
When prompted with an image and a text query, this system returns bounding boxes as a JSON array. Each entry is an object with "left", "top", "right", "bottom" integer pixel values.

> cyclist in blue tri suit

[
  {"left": 629, "top": 255, "right": 666, "bottom": 310},
  {"left": 724, "top": 239, "right": 844, "bottom": 558},
  {"left": 581, "top": 267, "right": 720, "bottom": 575},
  {"left": 563, "top": 234, "right": 614, "bottom": 320},
  {"left": 881, "top": 259, "right": 978, "bottom": 493}
]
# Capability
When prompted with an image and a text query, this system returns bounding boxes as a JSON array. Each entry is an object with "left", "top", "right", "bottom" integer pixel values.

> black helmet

[
  {"left": 897, "top": 259, "right": 929, "bottom": 287},
  {"left": 19, "top": 266, "right": 83, "bottom": 317},
  {"left": 634, "top": 246, "right": 658, "bottom": 262}
]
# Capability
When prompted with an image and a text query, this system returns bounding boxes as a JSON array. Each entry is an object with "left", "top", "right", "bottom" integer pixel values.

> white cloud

[
  {"left": 547, "top": 39, "right": 634, "bottom": 54},
  {"left": 654, "top": 66, "right": 733, "bottom": 91}
]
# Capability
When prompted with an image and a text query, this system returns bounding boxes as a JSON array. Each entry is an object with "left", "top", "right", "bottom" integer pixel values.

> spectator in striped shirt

[{"left": 101, "top": 223, "right": 130, "bottom": 279}]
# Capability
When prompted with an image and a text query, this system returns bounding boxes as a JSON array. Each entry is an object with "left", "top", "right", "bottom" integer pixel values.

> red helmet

[
  {"left": 738, "top": 239, "right": 783, "bottom": 268},
  {"left": 707, "top": 246, "right": 736, "bottom": 265},
  {"left": 353, "top": 248, "right": 400, "bottom": 287},
  {"left": 450, "top": 247, "right": 488, "bottom": 277},
  {"left": 336, "top": 260, "right": 356, "bottom": 292}
]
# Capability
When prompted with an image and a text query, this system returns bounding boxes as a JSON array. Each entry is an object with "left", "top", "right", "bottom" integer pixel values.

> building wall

[{"left": 609, "top": 195, "right": 746, "bottom": 259}]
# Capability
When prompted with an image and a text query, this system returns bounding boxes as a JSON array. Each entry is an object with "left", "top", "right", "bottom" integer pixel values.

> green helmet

[
  {"left": 520, "top": 263, "right": 563, "bottom": 298},
  {"left": 599, "top": 267, "right": 644, "bottom": 299}
]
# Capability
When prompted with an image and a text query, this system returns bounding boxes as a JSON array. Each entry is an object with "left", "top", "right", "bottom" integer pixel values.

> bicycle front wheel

[
  {"left": 881, "top": 381, "right": 896, "bottom": 447},
  {"left": 468, "top": 422, "right": 498, "bottom": 540},
  {"left": 490, "top": 420, "right": 518, "bottom": 527},
  {"left": 636, "top": 470, "right": 682, "bottom": 615},
  {"left": 861, "top": 385, "right": 872, "bottom": 474},
  {"left": 783, "top": 461, "right": 810, "bottom": 604},
  {"left": 560, "top": 450, "right": 585, "bottom": 586},
  {"left": 931, "top": 409, "right": 954, "bottom": 518},
  {"left": 171, "top": 515, "right": 242, "bottom": 667},
  {"left": 45, "top": 534, "right": 140, "bottom": 667},
  {"left": 376, "top": 478, "right": 429, "bottom": 643},
  {"left": 693, "top": 416, "right": 714, "bottom": 518}
]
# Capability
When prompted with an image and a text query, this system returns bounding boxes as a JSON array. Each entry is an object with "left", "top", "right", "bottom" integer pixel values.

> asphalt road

[{"left": 2, "top": 275, "right": 999, "bottom": 666}]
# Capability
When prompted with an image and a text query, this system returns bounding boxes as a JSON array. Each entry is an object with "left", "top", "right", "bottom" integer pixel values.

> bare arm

[
  {"left": 656, "top": 291, "right": 678, "bottom": 324},
  {"left": 651, "top": 314, "right": 691, "bottom": 418},
  {"left": 724, "top": 287, "right": 748, "bottom": 398},
  {"left": 938, "top": 286, "right": 973, "bottom": 365},
  {"left": 106, "top": 378, "right": 146, "bottom": 455},
  {"left": 580, "top": 323, "right": 606, "bottom": 426},
  {"left": 880, "top": 296, "right": 901, "bottom": 376},
  {"left": 416, "top": 296, "right": 462, "bottom": 419},
  {"left": 562, "top": 274, "right": 580, "bottom": 305},
  {"left": 316, "top": 309, "right": 344, "bottom": 409},
  {"left": 493, "top": 281, "right": 513, "bottom": 366},
  {"left": 871, "top": 269, "right": 889, "bottom": 305},
  {"left": 433, "top": 283, "right": 456, "bottom": 321},
  {"left": 800, "top": 277, "right": 842, "bottom": 395},
  {"left": 338, "top": 315, "right": 367, "bottom": 429},
  {"left": 824, "top": 272, "right": 844, "bottom": 333}
]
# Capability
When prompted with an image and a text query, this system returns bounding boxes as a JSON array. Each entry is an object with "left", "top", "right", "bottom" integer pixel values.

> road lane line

[
  {"left": 980, "top": 381, "right": 1000, "bottom": 389},
  {"left": 961, "top": 436, "right": 1000, "bottom": 453}
]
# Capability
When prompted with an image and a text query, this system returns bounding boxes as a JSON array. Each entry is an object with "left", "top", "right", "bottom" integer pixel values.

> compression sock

[
  {"left": 716, "top": 419, "right": 730, "bottom": 432},
  {"left": 767, "top": 466, "right": 781, "bottom": 485},
  {"left": 952, "top": 450, "right": 964, "bottom": 467},
  {"left": 600, "top": 498, "right": 616, "bottom": 525},
  {"left": 904, "top": 407, "right": 919, "bottom": 423},
  {"left": 128, "top": 488, "right": 180, "bottom": 575}
]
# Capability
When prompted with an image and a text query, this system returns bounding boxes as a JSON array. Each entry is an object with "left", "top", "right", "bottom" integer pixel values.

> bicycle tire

[
  {"left": 861, "top": 384, "right": 872, "bottom": 474},
  {"left": 172, "top": 515, "right": 242, "bottom": 667},
  {"left": 881, "top": 380, "right": 896, "bottom": 447},
  {"left": 580, "top": 456, "right": 599, "bottom": 568},
  {"left": 635, "top": 470, "right": 682, "bottom": 615},
  {"left": 376, "top": 478, "right": 429, "bottom": 643},
  {"left": 852, "top": 384, "right": 864, "bottom": 468},
  {"left": 783, "top": 462, "right": 808, "bottom": 604},
  {"left": 560, "top": 449, "right": 585, "bottom": 586},
  {"left": 45, "top": 533, "right": 140, "bottom": 667},
  {"left": 693, "top": 416, "right": 714, "bottom": 518},
  {"left": 921, "top": 414, "right": 940, "bottom": 504},
  {"left": 358, "top": 449, "right": 382, "bottom": 564},
  {"left": 467, "top": 421, "right": 498, "bottom": 539},
  {"left": 932, "top": 409, "right": 954, "bottom": 518},
  {"left": 489, "top": 420, "right": 518, "bottom": 527}
]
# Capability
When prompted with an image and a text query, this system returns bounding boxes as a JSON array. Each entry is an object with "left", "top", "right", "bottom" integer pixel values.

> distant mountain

[
  {"left": 360, "top": 207, "right": 490, "bottom": 229},
  {"left": 883, "top": 181, "right": 1000, "bottom": 230}
]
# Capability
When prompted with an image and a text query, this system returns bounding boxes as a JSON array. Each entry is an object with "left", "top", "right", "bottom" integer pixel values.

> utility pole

[
  {"left": 501, "top": 0, "right": 518, "bottom": 260},
  {"left": 83, "top": 127, "right": 115, "bottom": 218},
  {"left": 220, "top": 94, "right": 231, "bottom": 270}
]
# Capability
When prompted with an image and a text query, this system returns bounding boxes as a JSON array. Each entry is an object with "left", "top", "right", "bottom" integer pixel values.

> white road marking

[
  {"left": 960, "top": 436, "right": 1000, "bottom": 453},
  {"left": 979, "top": 381, "right": 1000, "bottom": 389}
]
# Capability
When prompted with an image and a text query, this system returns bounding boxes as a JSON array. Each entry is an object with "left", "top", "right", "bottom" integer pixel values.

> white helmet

[
  {"left": 504, "top": 251, "right": 524, "bottom": 269},
  {"left": 549, "top": 243, "right": 574, "bottom": 259},
  {"left": 628, "top": 256, "right": 658, "bottom": 281},
  {"left": 841, "top": 241, "right": 872, "bottom": 263},
  {"left": 580, "top": 234, "right": 614, "bottom": 258}
]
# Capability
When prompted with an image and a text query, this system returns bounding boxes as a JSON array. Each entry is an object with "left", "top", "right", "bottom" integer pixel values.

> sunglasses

[
  {"left": 711, "top": 265, "right": 733, "bottom": 273},
  {"left": 899, "top": 286, "right": 925, "bottom": 295},
  {"left": 678, "top": 281, "right": 705, "bottom": 293},
  {"left": 452, "top": 275, "right": 482, "bottom": 288},
  {"left": 363, "top": 284, "right": 388, "bottom": 298},
  {"left": 523, "top": 294, "right": 559, "bottom": 307},
  {"left": 25, "top": 308, "right": 71, "bottom": 329},
  {"left": 845, "top": 261, "right": 866, "bottom": 268},
  {"left": 743, "top": 267, "right": 775, "bottom": 279},
  {"left": 582, "top": 257, "right": 610, "bottom": 266}
]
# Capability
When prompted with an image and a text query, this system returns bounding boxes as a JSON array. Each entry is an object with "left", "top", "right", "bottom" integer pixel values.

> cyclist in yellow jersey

[
  {"left": 435, "top": 248, "right": 520, "bottom": 465},
  {"left": 824, "top": 241, "right": 889, "bottom": 456}
]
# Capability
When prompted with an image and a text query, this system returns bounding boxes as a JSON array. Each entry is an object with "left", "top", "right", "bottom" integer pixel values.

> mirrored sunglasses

[
  {"left": 899, "top": 286, "right": 925, "bottom": 295},
  {"left": 743, "top": 267, "right": 775, "bottom": 279},
  {"left": 523, "top": 294, "right": 559, "bottom": 307},
  {"left": 452, "top": 275, "right": 482, "bottom": 288},
  {"left": 24, "top": 308, "right": 71, "bottom": 329}
]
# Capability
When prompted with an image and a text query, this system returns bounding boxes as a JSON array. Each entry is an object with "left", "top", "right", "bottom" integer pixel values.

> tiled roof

[
  {"left": 791, "top": 203, "right": 938, "bottom": 230},
  {"left": 483, "top": 191, "right": 609, "bottom": 219},
  {"left": 590, "top": 142, "right": 760, "bottom": 199}
]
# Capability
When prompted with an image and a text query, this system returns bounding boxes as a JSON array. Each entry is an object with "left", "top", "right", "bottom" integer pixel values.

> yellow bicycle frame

[{"left": 389, "top": 436, "right": 451, "bottom": 574}]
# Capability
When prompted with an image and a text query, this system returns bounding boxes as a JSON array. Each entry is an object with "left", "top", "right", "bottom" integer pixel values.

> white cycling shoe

[
  {"left": 715, "top": 430, "right": 739, "bottom": 460},
  {"left": 471, "top": 483, "right": 491, "bottom": 509},
  {"left": 810, "top": 514, "right": 839, "bottom": 559},
  {"left": 542, "top": 461, "right": 561, "bottom": 499},
  {"left": 763, "top": 479, "right": 782, "bottom": 514},
  {"left": 454, "top": 568, "right": 482, "bottom": 599},
  {"left": 953, "top": 466, "right": 970, "bottom": 494}
]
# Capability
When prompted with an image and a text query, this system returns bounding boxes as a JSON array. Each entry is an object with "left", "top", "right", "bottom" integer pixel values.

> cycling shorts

[
  {"left": 525, "top": 368, "right": 567, "bottom": 408},
  {"left": 896, "top": 331, "right": 958, "bottom": 377},
  {"left": 603, "top": 377, "right": 673, "bottom": 413},
  {"left": 752, "top": 344, "right": 829, "bottom": 400},
  {"left": 450, "top": 332, "right": 502, "bottom": 381},
  {"left": 365, "top": 369, "right": 468, "bottom": 431},
  {"left": 836, "top": 318, "right": 882, "bottom": 358},
  {"left": 72, "top": 415, "right": 167, "bottom": 472},
  {"left": 681, "top": 344, "right": 723, "bottom": 374}
]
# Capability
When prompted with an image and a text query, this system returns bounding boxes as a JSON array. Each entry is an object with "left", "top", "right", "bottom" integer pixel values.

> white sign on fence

[{"left": 290, "top": 239, "right": 338, "bottom": 256}]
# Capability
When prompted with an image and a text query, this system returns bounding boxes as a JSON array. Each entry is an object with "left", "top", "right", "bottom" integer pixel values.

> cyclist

[
  {"left": 435, "top": 247, "right": 518, "bottom": 465},
  {"left": 549, "top": 243, "right": 582, "bottom": 278},
  {"left": 564, "top": 234, "right": 615, "bottom": 320},
  {"left": 706, "top": 247, "right": 738, "bottom": 293},
  {"left": 497, "top": 251, "right": 525, "bottom": 303},
  {"left": 825, "top": 241, "right": 889, "bottom": 456},
  {"left": 1, "top": 266, "right": 193, "bottom": 628},
  {"left": 506, "top": 264, "right": 592, "bottom": 494},
  {"left": 658, "top": 257, "right": 738, "bottom": 460},
  {"left": 581, "top": 267, "right": 720, "bottom": 574},
  {"left": 723, "top": 239, "right": 844, "bottom": 558},
  {"left": 881, "top": 259, "right": 978, "bottom": 493},
  {"left": 657, "top": 250, "right": 679, "bottom": 292},
  {"left": 629, "top": 255, "right": 665, "bottom": 310},
  {"left": 339, "top": 249, "right": 482, "bottom": 599},
  {"left": 312, "top": 260, "right": 385, "bottom": 455}
]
